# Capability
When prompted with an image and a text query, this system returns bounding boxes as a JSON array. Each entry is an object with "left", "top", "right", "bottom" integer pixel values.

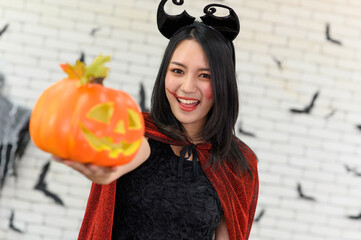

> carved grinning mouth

[{"left": 80, "top": 124, "right": 141, "bottom": 158}]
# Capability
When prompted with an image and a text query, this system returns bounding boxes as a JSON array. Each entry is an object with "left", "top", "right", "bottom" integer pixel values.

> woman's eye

[
  {"left": 171, "top": 68, "right": 183, "bottom": 74},
  {"left": 200, "top": 73, "right": 211, "bottom": 79}
]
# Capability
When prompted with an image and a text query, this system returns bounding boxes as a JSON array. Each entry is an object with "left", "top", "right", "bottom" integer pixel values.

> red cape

[{"left": 78, "top": 113, "right": 258, "bottom": 240}]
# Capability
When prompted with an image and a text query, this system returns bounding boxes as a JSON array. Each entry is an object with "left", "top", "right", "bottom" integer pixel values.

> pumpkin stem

[{"left": 90, "top": 77, "right": 105, "bottom": 85}]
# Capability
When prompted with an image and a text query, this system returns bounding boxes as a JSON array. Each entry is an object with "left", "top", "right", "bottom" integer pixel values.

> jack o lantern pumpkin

[{"left": 29, "top": 55, "right": 144, "bottom": 166}]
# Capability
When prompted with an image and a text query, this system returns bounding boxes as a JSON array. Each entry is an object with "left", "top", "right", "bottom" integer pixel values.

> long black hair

[{"left": 150, "top": 22, "right": 254, "bottom": 175}]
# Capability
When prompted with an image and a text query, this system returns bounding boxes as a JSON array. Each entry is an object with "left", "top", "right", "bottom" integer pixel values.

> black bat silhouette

[
  {"left": 297, "top": 183, "right": 316, "bottom": 201},
  {"left": 139, "top": 83, "right": 149, "bottom": 112},
  {"left": 0, "top": 23, "right": 9, "bottom": 37},
  {"left": 326, "top": 23, "right": 342, "bottom": 46},
  {"left": 9, "top": 210, "right": 24, "bottom": 233},
  {"left": 238, "top": 125, "right": 256, "bottom": 137},
  {"left": 254, "top": 208, "right": 265, "bottom": 222},
  {"left": 356, "top": 125, "right": 361, "bottom": 131},
  {"left": 34, "top": 161, "right": 64, "bottom": 206},
  {"left": 90, "top": 27, "right": 100, "bottom": 36},
  {"left": 290, "top": 91, "right": 319, "bottom": 114},
  {"left": 348, "top": 212, "right": 361, "bottom": 220},
  {"left": 325, "top": 109, "right": 336, "bottom": 119},
  {"left": 344, "top": 164, "right": 353, "bottom": 172},
  {"left": 272, "top": 57, "right": 283, "bottom": 71},
  {"left": 344, "top": 164, "right": 361, "bottom": 177},
  {"left": 79, "top": 52, "right": 85, "bottom": 63}
]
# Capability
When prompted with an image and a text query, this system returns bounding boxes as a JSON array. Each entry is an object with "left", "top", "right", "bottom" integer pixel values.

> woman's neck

[{"left": 182, "top": 122, "right": 205, "bottom": 144}]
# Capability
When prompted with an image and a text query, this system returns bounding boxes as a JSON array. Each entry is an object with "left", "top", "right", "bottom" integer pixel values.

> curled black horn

[
  {"left": 200, "top": 4, "right": 240, "bottom": 41},
  {"left": 157, "top": 0, "right": 196, "bottom": 39}
]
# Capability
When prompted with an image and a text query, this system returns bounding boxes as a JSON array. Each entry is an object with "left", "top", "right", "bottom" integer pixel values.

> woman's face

[{"left": 165, "top": 39, "right": 214, "bottom": 136}]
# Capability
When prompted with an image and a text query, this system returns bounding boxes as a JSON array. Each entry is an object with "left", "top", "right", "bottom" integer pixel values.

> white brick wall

[{"left": 0, "top": 0, "right": 360, "bottom": 239}]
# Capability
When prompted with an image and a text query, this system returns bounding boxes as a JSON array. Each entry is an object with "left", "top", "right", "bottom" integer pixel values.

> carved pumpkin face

[
  {"left": 30, "top": 55, "right": 144, "bottom": 166},
  {"left": 80, "top": 102, "right": 143, "bottom": 159},
  {"left": 30, "top": 78, "right": 144, "bottom": 167}
]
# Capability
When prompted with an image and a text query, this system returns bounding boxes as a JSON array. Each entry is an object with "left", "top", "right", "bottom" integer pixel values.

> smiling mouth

[
  {"left": 166, "top": 88, "right": 200, "bottom": 111},
  {"left": 177, "top": 98, "right": 199, "bottom": 105}
]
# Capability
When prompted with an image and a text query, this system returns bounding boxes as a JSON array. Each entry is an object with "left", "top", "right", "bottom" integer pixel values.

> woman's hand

[
  {"left": 53, "top": 156, "right": 122, "bottom": 184},
  {"left": 215, "top": 217, "right": 230, "bottom": 240},
  {"left": 52, "top": 137, "right": 150, "bottom": 185}
]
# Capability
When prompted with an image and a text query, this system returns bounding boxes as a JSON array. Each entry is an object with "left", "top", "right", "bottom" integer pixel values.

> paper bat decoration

[
  {"left": 0, "top": 23, "right": 9, "bottom": 37},
  {"left": 348, "top": 212, "right": 361, "bottom": 220},
  {"left": 272, "top": 57, "right": 283, "bottom": 71},
  {"left": 90, "top": 27, "right": 101, "bottom": 36},
  {"left": 326, "top": 23, "right": 342, "bottom": 46},
  {"left": 344, "top": 164, "right": 361, "bottom": 177},
  {"left": 325, "top": 109, "right": 336, "bottom": 119},
  {"left": 290, "top": 91, "right": 319, "bottom": 114},
  {"left": 139, "top": 82, "right": 149, "bottom": 112},
  {"left": 238, "top": 124, "right": 256, "bottom": 137},
  {"left": 254, "top": 208, "right": 265, "bottom": 222},
  {"left": 297, "top": 183, "right": 316, "bottom": 201},
  {"left": 79, "top": 51, "right": 85, "bottom": 63},
  {"left": 9, "top": 210, "right": 24, "bottom": 233},
  {"left": 34, "top": 161, "right": 65, "bottom": 206}
]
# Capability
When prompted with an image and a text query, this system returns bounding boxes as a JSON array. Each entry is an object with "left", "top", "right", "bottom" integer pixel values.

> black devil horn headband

[{"left": 157, "top": 0, "right": 240, "bottom": 41}]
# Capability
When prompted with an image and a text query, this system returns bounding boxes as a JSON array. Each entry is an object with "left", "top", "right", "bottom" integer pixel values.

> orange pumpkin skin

[{"left": 29, "top": 78, "right": 144, "bottom": 166}]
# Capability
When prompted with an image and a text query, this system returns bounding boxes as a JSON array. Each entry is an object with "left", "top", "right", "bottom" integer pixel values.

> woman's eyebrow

[
  {"left": 170, "top": 61, "right": 186, "bottom": 68},
  {"left": 170, "top": 61, "right": 210, "bottom": 71}
]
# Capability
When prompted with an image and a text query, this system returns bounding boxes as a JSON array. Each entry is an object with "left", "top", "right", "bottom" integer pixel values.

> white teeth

[{"left": 177, "top": 98, "right": 198, "bottom": 104}]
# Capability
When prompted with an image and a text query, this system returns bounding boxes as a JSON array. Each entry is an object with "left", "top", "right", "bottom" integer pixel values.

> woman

[{"left": 56, "top": 2, "right": 258, "bottom": 240}]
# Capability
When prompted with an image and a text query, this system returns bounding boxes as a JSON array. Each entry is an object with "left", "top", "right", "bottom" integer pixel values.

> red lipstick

[{"left": 166, "top": 88, "right": 200, "bottom": 112}]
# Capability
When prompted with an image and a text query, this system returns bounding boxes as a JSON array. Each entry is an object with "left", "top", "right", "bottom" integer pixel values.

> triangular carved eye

[
  {"left": 114, "top": 121, "right": 125, "bottom": 134},
  {"left": 87, "top": 102, "right": 114, "bottom": 123},
  {"left": 128, "top": 109, "right": 142, "bottom": 130}
]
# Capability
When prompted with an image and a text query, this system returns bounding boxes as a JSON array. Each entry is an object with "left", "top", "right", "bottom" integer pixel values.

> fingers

[
  {"left": 50, "top": 155, "right": 123, "bottom": 184},
  {"left": 52, "top": 155, "right": 64, "bottom": 162},
  {"left": 63, "top": 160, "right": 93, "bottom": 176},
  {"left": 51, "top": 155, "right": 118, "bottom": 178}
]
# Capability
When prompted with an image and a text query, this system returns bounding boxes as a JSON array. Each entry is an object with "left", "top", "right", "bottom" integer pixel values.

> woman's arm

[
  {"left": 214, "top": 217, "right": 230, "bottom": 240},
  {"left": 53, "top": 136, "right": 150, "bottom": 185}
]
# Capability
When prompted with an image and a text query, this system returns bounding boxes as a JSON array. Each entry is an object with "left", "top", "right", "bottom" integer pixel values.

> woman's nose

[{"left": 181, "top": 74, "right": 196, "bottom": 93}]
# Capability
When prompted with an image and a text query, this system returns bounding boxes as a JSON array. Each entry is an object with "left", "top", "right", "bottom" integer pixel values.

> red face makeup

[{"left": 204, "top": 85, "right": 213, "bottom": 101}]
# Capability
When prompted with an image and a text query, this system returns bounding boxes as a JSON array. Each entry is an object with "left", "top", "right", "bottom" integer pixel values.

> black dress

[{"left": 112, "top": 138, "right": 223, "bottom": 240}]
